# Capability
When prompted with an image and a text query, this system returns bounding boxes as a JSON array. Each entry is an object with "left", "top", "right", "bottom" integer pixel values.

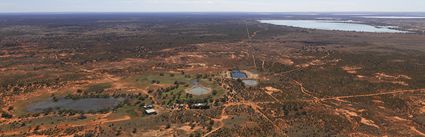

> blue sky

[{"left": 0, "top": 0, "right": 424, "bottom": 12}]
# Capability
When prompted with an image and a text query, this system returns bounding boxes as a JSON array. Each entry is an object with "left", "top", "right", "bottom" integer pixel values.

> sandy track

[{"left": 322, "top": 89, "right": 425, "bottom": 101}]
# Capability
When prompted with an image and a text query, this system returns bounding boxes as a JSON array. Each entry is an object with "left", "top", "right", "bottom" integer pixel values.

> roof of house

[
  {"left": 144, "top": 105, "right": 154, "bottom": 108},
  {"left": 191, "top": 103, "right": 208, "bottom": 107},
  {"left": 145, "top": 109, "right": 157, "bottom": 113}
]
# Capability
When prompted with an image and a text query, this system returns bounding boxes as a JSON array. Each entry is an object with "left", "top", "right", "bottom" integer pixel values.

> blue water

[
  {"left": 259, "top": 20, "right": 408, "bottom": 33},
  {"left": 231, "top": 70, "right": 247, "bottom": 79},
  {"left": 27, "top": 98, "right": 124, "bottom": 113}
]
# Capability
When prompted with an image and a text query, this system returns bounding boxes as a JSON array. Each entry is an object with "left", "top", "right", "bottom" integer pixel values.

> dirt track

[{"left": 322, "top": 89, "right": 425, "bottom": 100}]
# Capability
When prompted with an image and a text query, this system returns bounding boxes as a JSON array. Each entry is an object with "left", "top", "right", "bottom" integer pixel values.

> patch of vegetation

[{"left": 84, "top": 83, "right": 112, "bottom": 93}]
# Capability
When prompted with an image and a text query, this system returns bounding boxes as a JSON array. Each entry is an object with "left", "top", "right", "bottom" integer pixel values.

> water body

[
  {"left": 188, "top": 86, "right": 210, "bottom": 96},
  {"left": 259, "top": 20, "right": 408, "bottom": 33},
  {"left": 231, "top": 70, "right": 247, "bottom": 79},
  {"left": 27, "top": 97, "right": 124, "bottom": 113},
  {"left": 361, "top": 16, "right": 425, "bottom": 19},
  {"left": 242, "top": 79, "right": 259, "bottom": 87}
]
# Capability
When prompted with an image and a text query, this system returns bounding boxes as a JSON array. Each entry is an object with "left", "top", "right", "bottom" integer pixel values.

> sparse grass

[
  {"left": 1, "top": 14, "right": 425, "bottom": 137},
  {"left": 126, "top": 73, "right": 191, "bottom": 89},
  {"left": 12, "top": 93, "right": 52, "bottom": 116},
  {"left": 125, "top": 73, "right": 225, "bottom": 104},
  {"left": 85, "top": 83, "right": 112, "bottom": 93}
]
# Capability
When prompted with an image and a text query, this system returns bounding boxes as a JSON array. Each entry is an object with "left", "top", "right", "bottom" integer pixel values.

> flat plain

[{"left": 0, "top": 13, "right": 425, "bottom": 137}]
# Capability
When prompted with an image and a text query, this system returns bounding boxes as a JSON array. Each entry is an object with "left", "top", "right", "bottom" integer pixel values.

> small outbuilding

[
  {"left": 143, "top": 104, "right": 154, "bottom": 109},
  {"left": 144, "top": 109, "right": 157, "bottom": 115},
  {"left": 190, "top": 103, "right": 210, "bottom": 109}
]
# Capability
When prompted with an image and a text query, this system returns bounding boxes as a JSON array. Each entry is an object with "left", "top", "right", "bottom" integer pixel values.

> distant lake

[
  {"left": 361, "top": 16, "right": 425, "bottom": 19},
  {"left": 27, "top": 97, "right": 124, "bottom": 113},
  {"left": 259, "top": 20, "right": 408, "bottom": 33}
]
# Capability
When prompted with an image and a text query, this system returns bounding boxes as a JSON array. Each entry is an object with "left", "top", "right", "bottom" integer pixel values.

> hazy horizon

[{"left": 1, "top": 0, "right": 425, "bottom": 13}]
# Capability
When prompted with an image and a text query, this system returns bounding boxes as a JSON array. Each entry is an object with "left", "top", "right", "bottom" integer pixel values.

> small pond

[
  {"left": 187, "top": 86, "right": 211, "bottom": 96},
  {"left": 27, "top": 97, "right": 124, "bottom": 113},
  {"left": 242, "top": 79, "right": 259, "bottom": 87},
  {"left": 259, "top": 20, "right": 408, "bottom": 33},
  {"left": 231, "top": 70, "right": 247, "bottom": 79}
]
